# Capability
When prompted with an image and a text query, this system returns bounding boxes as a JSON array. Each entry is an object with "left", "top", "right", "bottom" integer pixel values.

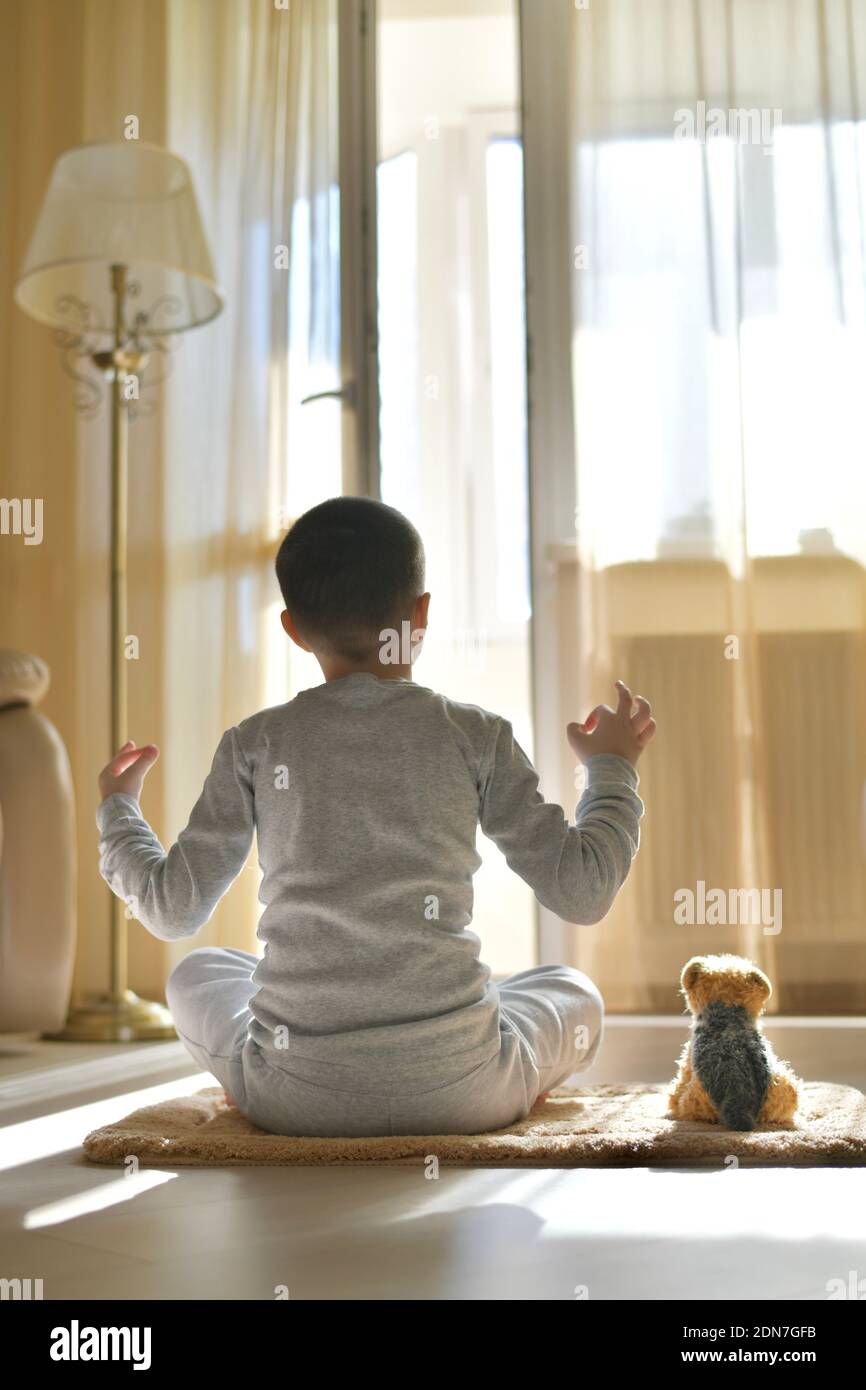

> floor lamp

[{"left": 15, "top": 142, "right": 224, "bottom": 1041}]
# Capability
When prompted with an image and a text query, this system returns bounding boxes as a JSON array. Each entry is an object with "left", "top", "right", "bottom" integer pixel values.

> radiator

[{"left": 553, "top": 552, "right": 866, "bottom": 1012}]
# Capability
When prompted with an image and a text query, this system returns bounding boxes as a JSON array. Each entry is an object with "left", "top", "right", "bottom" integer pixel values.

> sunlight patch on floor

[
  {"left": 24, "top": 1169, "right": 178, "bottom": 1230},
  {"left": 0, "top": 1073, "right": 211, "bottom": 1173},
  {"left": 406, "top": 1165, "right": 866, "bottom": 1243}
]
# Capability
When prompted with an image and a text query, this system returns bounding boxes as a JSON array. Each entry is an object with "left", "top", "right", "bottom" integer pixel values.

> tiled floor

[{"left": 1, "top": 1029, "right": 865, "bottom": 1300}]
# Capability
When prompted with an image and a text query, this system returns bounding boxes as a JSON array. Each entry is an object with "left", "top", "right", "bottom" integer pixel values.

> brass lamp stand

[
  {"left": 16, "top": 141, "right": 225, "bottom": 1042},
  {"left": 45, "top": 264, "right": 175, "bottom": 1041}
]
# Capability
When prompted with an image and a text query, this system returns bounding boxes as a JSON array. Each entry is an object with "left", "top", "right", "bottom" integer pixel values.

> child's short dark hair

[{"left": 275, "top": 496, "right": 426, "bottom": 661}]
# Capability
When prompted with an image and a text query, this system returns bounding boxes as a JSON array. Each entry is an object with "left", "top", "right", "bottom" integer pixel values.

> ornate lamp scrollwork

[
  {"left": 49, "top": 283, "right": 182, "bottom": 421},
  {"left": 52, "top": 294, "right": 107, "bottom": 418}
]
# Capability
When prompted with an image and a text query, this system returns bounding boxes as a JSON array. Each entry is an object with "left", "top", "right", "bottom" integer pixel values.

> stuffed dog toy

[{"left": 668, "top": 954, "right": 800, "bottom": 1130}]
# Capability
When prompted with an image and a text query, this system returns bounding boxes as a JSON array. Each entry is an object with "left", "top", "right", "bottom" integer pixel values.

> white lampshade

[{"left": 15, "top": 141, "right": 223, "bottom": 342}]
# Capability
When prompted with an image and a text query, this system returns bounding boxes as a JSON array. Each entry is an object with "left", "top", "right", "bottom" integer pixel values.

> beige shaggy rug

[{"left": 82, "top": 1080, "right": 866, "bottom": 1168}]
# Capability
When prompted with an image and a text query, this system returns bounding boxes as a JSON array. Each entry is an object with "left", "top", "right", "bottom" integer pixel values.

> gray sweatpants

[{"left": 166, "top": 947, "right": 604, "bottom": 1137}]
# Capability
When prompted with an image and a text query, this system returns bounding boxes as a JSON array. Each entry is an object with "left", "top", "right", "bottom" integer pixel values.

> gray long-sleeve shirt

[{"left": 96, "top": 674, "right": 644, "bottom": 1082}]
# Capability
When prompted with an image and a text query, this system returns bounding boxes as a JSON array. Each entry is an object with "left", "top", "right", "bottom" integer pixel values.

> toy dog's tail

[{"left": 692, "top": 1001, "right": 772, "bottom": 1131}]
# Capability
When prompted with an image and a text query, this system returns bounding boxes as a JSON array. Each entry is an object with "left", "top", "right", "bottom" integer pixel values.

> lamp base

[{"left": 43, "top": 989, "right": 176, "bottom": 1042}]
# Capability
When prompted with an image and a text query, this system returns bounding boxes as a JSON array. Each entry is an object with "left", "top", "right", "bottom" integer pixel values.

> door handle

[{"left": 300, "top": 382, "right": 357, "bottom": 407}]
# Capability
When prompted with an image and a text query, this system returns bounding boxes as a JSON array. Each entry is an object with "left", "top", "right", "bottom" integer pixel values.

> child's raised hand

[
  {"left": 567, "top": 680, "right": 656, "bottom": 767},
  {"left": 98, "top": 741, "right": 160, "bottom": 802}
]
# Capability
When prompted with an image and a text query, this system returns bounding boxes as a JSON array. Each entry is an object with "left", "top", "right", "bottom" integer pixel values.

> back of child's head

[{"left": 275, "top": 496, "right": 425, "bottom": 662}]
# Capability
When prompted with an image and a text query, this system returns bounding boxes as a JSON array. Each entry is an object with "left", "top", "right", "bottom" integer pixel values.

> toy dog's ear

[
  {"left": 681, "top": 957, "right": 704, "bottom": 992},
  {"left": 746, "top": 968, "right": 772, "bottom": 1002}
]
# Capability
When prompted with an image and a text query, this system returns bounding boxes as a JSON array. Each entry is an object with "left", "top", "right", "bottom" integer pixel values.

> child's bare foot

[
  {"left": 536, "top": 1091, "right": 550, "bottom": 1107},
  {"left": 223, "top": 1089, "right": 237, "bottom": 1108}
]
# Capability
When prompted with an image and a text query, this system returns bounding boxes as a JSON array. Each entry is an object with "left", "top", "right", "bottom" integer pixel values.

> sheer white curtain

[
  {"left": 161, "top": 0, "right": 339, "bottom": 965},
  {"left": 526, "top": 0, "right": 866, "bottom": 1009},
  {"left": 570, "top": 0, "right": 866, "bottom": 571}
]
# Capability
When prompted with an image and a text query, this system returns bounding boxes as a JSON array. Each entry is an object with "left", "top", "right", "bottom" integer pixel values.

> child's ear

[
  {"left": 408, "top": 592, "right": 430, "bottom": 636},
  {"left": 413, "top": 592, "right": 431, "bottom": 629},
  {"left": 280, "top": 608, "right": 312, "bottom": 652}
]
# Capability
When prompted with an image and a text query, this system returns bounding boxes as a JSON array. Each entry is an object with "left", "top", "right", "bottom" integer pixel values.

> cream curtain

[
  {"left": 0, "top": 0, "right": 337, "bottom": 1002},
  {"left": 161, "top": 0, "right": 339, "bottom": 976},
  {"left": 549, "top": 0, "right": 866, "bottom": 1010}
]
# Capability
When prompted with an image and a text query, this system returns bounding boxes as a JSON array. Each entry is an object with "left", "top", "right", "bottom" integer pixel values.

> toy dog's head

[{"left": 680, "top": 954, "right": 772, "bottom": 1017}]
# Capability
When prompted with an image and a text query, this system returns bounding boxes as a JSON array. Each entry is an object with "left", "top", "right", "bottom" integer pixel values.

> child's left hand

[
  {"left": 98, "top": 741, "right": 160, "bottom": 802},
  {"left": 567, "top": 680, "right": 656, "bottom": 767}
]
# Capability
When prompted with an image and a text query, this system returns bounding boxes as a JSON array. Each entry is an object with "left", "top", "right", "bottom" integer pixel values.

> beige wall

[{"left": 0, "top": 0, "right": 171, "bottom": 1002}]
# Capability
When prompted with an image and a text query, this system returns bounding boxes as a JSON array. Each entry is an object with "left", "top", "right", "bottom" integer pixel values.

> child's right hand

[
  {"left": 567, "top": 680, "right": 656, "bottom": 767},
  {"left": 98, "top": 740, "right": 160, "bottom": 802}
]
